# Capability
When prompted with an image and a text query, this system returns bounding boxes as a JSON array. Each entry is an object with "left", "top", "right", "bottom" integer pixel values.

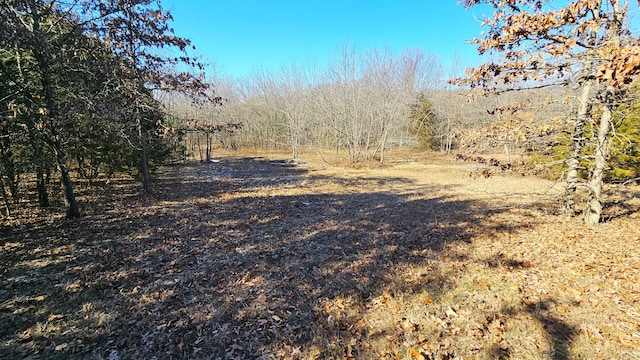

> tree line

[
  {"left": 2, "top": 1, "right": 639, "bottom": 225},
  {"left": 170, "top": 1, "right": 640, "bottom": 224},
  {"left": 0, "top": 0, "right": 212, "bottom": 217},
  {"left": 167, "top": 47, "right": 446, "bottom": 163}
]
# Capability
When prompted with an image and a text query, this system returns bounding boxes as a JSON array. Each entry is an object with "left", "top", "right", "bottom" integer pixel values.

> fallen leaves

[
  {"left": 445, "top": 307, "right": 458, "bottom": 318},
  {"left": 47, "top": 314, "right": 64, "bottom": 322},
  {"left": 1, "top": 153, "right": 640, "bottom": 359},
  {"left": 410, "top": 348, "right": 426, "bottom": 360}
]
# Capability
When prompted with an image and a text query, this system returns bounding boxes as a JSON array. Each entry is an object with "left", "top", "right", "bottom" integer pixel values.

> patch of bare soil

[{"left": 1, "top": 150, "right": 639, "bottom": 359}]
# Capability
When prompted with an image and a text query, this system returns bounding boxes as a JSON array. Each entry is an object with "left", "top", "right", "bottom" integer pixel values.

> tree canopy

[
  {"left": 0, "top": 0, "right": 211, "bottom": 217},
  {"left": 454, "top": 0, "right": 640, "bottom": 224}
]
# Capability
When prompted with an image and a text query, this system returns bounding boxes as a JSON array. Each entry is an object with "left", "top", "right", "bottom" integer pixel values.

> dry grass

[{"left": 1, "top": 149, "right": 639, "bottom": 359}]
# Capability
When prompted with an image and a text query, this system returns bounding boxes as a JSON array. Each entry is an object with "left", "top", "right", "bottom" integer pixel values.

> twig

[{"left": 615, "top": 177, "right": 640, "bottom": 186}]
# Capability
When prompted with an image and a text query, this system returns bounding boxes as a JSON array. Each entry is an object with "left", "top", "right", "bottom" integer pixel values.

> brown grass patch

[{"left": 1, "top": 149, "right": 639, "bottom": 359}]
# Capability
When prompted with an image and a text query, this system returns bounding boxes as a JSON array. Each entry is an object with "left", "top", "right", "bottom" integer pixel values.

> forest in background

[
  {"left": 2, "top": 0, "right": 640, "bottom": 222},
  {"left": 165, "top": 58, "right": 575, "bottom": 166}
]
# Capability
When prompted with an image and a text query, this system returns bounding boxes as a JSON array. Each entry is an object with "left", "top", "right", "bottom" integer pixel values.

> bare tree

[
  {"left": 279, "top": 64, "right": 318, "bottom": 158},
  {"left": 193, "top": 46, "right": 442, "bottom": 163}
]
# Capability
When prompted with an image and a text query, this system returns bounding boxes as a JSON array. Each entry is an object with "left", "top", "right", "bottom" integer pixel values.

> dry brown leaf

[
  {"left": 410, "top": 348, "right": 426, "bottom": 360},
  {"left": 47, "top": 314, "right": 64, "bottom": 322}
]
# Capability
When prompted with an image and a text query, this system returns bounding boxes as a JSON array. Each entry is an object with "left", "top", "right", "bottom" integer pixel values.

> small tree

[
  {"left": 93, "top": 0, "right": 212, "bottom": 194},
  {"left": 408, "top": 96, "right": 439, "bottom": 150}
]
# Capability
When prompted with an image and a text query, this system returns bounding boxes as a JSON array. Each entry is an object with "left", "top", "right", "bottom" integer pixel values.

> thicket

[{"left": 0, "top": 0, "right": 210, "bottom": 217}]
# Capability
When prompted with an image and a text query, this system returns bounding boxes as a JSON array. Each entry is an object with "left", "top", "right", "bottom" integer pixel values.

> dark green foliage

[
  {"left": 607, "top": 101, "right": 640, "bottom": 183},
  {"left": 541, "top": 96, "right": 640, "bottom": 184},
  {"left": 409, "top": 97, "right": 439, "bottom": 150},
  {"left": 1, "top": 1, "right": 205, "bottom": 214}
]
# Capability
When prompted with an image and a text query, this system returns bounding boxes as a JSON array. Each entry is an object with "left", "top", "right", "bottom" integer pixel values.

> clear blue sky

[{"left": 162, "top": 0, "right": 493, "bottom": 79}]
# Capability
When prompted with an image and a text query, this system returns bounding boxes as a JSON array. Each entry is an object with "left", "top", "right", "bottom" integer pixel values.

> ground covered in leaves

[{"left": 1, "top": 150, "right": 640, "bottom": 359}]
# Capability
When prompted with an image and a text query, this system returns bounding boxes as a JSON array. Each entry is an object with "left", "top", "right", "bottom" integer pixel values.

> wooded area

[
  {"left": 2, "top": 0, "right": 640, "bottom": 224},
  {"left": 2, "top": 1, "right": 640, "bottom": 358},
  {"left": 0, "top": 0, "right": 213, "bottom": 218}
]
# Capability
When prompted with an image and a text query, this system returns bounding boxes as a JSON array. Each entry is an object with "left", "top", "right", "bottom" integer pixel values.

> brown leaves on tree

[
  {"left": 181, "top": 119, "right": 243, "bottom": 134},
  {"left": 454, "top": 1, "right": 639, "bottom": 224},
  {"left": 94, "top": 0, "right": 215, "bottom": 103},
  {"left": 452, "top": 0, "right": 639, "bottom": 90},
  {"left": 596, "top": 45, "right": 640, "bottom": 87}
]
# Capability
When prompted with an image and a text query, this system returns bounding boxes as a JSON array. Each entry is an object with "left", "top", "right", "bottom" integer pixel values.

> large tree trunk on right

[
  {"left": 583, "top": 0, "right": 623, "bottom": 224},
  {"left": 584, "top": 88, "right": 614, "bottom": 225},
  {"left": 564, "top": 78, "right": 593, "bottom": 217}
]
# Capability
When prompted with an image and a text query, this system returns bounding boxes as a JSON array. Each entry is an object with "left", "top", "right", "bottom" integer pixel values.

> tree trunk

[
  {"left": 582, "top": 0, "right": 622, "bottom": 224},
  {"left": 140, "top": 144, "right": 151, "bottom": 194},
  {"left": 584, "top": 88, "right": 613, "bottom": 225},
  {"left": 36, "top": 163, "right": 49, "bottom": 208},
  {"left": 1, "top": 151, "right": 21, "bottom": 204},
  {"left": 16, "top": 46, "right": 49, "bottom": 207},
  {"left": 207, "top": 132, "right": 213, "bottom": 162},
  {"left": 564, "top": 78, "right": 593, "bottom": 217},
  {"left": 503, "top": 143, "right": 511, "bottom": 166},
  {"left": 378, "top": 122, "right": 389, "bottom": 163},
  {"left": 53, "top": 141, "right": 81, "bottom": 218},
  {"left": 33, "top": 39, "right": 79, "bottom": 217},
  {"left": 24, "top": 124, "right": 51, "bottom": 207},
  {"left": 0, "top": 171, "right": 11, "bottom": 217}
]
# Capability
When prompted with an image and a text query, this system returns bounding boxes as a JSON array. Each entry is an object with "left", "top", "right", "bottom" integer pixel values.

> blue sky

[{"left": 161, "top": 1, "right": 493, "bottom": 79}]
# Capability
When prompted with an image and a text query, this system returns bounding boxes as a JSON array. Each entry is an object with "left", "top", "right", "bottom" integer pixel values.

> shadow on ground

[{"left": 0, "top": 157, "right": 568, "bottom": 359}]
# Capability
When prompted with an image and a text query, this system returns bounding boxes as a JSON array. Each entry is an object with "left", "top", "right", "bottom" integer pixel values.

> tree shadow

[
  {"left": 496, "top": 299, "right": 577, "bottom": 360},
  {"left": 481, "top": 254, "right": 532, "bottom": 270},
  {"left": 127, "top": 157, "right": 313, "bottom": 209},
  {"left": 0, "top": 157, "right": 544, "bottom": 359}
]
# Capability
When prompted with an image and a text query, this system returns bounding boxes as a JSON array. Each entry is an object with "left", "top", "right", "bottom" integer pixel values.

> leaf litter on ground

[{"left": 1, "top": 150, "right": 639, "bottom": 359}]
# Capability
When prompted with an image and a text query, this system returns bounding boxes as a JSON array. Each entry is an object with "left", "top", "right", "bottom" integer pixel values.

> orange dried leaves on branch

[
  {"left": 181, "top": 119, "right": 243, "bottom": 135},
  {"left": 452, "top": 0, "right": 639, "bottom": 90},
  {"left": 596, "top": 45, "right": 640, "bottom": 87}
]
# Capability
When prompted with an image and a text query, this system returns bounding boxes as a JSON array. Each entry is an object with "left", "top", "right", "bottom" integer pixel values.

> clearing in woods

[{"left": 1, "top": 150, "right": 639, "bottom": 359}]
